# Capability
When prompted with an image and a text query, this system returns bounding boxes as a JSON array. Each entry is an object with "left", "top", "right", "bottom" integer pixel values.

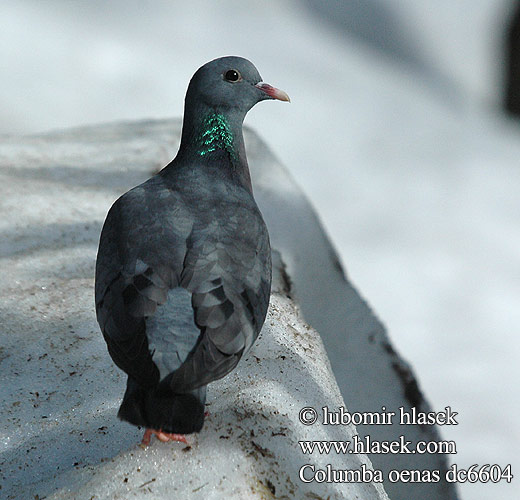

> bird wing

[
  {"left": 165, "top": 209, "right": 271, "bottom": 392},
  {"left": 95, "top": 178, "right": 271, "bottom": 392},
  {"left": 95, "top": 182, "right": 187, "bottom": 388}
]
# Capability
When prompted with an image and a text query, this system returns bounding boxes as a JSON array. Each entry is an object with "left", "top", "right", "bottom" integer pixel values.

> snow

[
  {"left": 1, "top": 117, "right": 458, "bottom": 500},
  {"left": 1, "top": 1, "right": 519, "bottom": 499},
  {"left": 42, "top": 292, "right": 389, "bottom": 500},
  {"left": 0, "top": 122, "right": 390, "bottom": 499}
]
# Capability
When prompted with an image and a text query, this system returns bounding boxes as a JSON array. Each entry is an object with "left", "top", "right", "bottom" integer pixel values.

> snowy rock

[
  {"left": 246, "top": 129, "right": 458, "bottom": 500},
  {"left": 0, "top": 120, "right": 456, "bottom": 500}
]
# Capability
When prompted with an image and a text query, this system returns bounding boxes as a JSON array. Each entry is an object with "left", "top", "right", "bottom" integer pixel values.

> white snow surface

[
  {"left": 1, "top": 1, "right": 519, "bottom": 499},
  {"left": 0, "top": 119, "right": 456, "bottom": 500},
  {"left": 0, "top": 124, "right": 392, "bottom": 500},
  {"left": 47, "top": 293, "right": 389, "bottom": 500}
]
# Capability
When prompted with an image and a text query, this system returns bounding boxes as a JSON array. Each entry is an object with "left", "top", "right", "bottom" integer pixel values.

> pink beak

[{"left": 255, "top": 82, "right": 290, "bottom": 102}]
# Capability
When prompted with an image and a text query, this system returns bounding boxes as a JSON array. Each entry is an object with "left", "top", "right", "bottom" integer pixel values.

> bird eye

[{"left": 224, "top": 69, "right": 241, "bottom": 82}]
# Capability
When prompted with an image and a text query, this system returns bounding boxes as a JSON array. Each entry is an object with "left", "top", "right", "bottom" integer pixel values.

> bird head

[{"left": 185, "top": 56, "right": 290, "bottom": 115}]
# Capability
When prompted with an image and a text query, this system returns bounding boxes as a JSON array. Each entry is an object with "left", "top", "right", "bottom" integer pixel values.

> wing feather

[{"left": 96, "top": 174, "right": 271, "bottom": 394}]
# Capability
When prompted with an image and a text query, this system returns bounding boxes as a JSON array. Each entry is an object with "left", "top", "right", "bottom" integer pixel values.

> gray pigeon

[{"left": 95, "top": 56, "right": 289, "bottom": 445}]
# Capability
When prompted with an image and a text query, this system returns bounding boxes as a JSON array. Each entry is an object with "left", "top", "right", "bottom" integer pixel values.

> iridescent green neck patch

[{"left": 198, "top": 112, "right": 235, "bottom": 159}]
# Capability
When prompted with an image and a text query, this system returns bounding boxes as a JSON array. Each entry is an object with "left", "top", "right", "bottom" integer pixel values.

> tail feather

[{"left": 118, "top": 377, "right": 206, "bottom": 434}]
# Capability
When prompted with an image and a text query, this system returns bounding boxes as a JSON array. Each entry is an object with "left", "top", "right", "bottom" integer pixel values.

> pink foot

[{"left": 141, "top": 428, "right": 188, "bottom": 446}]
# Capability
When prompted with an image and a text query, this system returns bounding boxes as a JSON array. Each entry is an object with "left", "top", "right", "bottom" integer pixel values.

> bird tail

[{"left": 118, "top": 377, "right": 205, "bottom": 434}]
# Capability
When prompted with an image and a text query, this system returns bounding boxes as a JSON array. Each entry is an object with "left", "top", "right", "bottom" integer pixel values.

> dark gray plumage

[{"left": 95, "top": 56, "right": 289, "bottom": 440}]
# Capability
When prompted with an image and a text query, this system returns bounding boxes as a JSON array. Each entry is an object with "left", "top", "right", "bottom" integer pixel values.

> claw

[{"left": 141, "top": 428, "right": 188, "bottom": 446}]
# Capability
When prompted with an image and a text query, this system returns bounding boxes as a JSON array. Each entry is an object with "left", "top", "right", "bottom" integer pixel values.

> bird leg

[
  {"left": 140, "top": 412, "right": 209, "bottom": 446},
  {"left": 141, "top": 428, "right": 188, "bottom": 446}
]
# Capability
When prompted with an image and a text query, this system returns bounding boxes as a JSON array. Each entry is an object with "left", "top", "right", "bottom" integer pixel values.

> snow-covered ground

[{"left": 1, "top": 1, "right": 519, "bottom": 499}]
